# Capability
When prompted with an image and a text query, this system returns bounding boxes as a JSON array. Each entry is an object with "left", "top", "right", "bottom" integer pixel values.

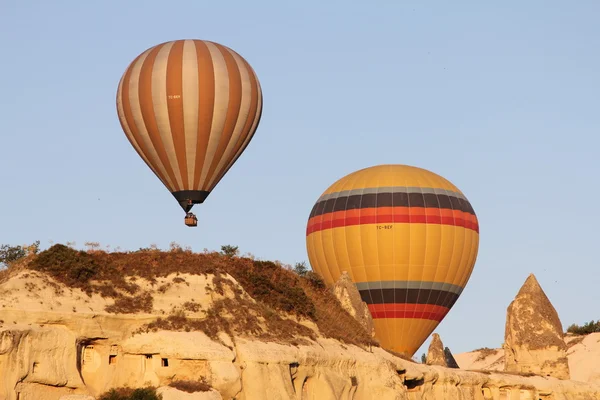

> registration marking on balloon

[{"left": 305, "top": 165, "right": 479, "bottom": 356}]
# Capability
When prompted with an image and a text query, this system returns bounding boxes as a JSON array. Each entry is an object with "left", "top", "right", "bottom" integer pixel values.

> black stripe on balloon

[
  {"left": 309, "top": 192, "right": 475, "bottom": 218},
  {"left": 358, "top": 288, "right": 460, "bottom": 309}
]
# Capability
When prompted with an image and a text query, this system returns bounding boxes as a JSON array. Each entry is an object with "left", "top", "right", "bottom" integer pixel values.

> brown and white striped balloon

[{"left": 116, "top": 39, "right": 263, "bottom": 211}]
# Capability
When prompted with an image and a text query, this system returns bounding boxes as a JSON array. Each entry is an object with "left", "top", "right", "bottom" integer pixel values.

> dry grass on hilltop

[{"left": 3, "top": 243, "right": 377, "bottom": 348}]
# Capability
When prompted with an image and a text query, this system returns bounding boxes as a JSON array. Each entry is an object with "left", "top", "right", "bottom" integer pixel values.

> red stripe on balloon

[
  {"left": 306, "top": 207, "right": 479, "bottom": 235},
  {"left": 367, "top": 303, "right": 451, "bottom": 322}
]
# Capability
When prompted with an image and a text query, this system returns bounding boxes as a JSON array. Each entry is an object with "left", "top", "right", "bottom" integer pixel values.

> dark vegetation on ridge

[
  {"left": 96, "top": 380, "right": 211, "bottom": 399},
  {"left": 97, "top": 387, "right": 161, "bottom": 400},
  {"left": 473, "top": 347, "right": 499, "bottom": 361},
  {"left": 0, "top": 242, "right": 377, "bottom": 348},
  {"left": 168, "top": 379, "right": 212, "bottom": 393},
  {"left": 566, "top": 320, "right": 600, "bottom": 335}
]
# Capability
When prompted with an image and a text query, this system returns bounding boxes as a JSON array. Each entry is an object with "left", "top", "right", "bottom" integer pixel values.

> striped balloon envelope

[
  {"left": 116, "top": 39, "right": 262, "bottom": 215},
  {"left": 305, "top": 164, "right": 479, "bottom": 356}
]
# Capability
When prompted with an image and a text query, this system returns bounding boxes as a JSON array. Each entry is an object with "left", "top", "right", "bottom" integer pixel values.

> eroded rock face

[
  {"left": 332, "top": 271, "right": 375, "bottom": 337},
  {"left": 503, "top": 273, "right": 570, "bottom": 380},
  {"left": 1, "top": 270, "right": 598, "bottom": 400},
  {"left": 426, "top": 333, "right": 447, "bottom": 367},
  {"left": 0, "top": 330, "right": 18, "bottom": 354}
]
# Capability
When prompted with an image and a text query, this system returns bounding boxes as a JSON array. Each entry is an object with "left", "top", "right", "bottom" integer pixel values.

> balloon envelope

[
  {"left": 116, "top": 39, "right": 263, "bottom": 212},
  {"left": 305, "top": 164, "right": 479, "bottom": 356}
]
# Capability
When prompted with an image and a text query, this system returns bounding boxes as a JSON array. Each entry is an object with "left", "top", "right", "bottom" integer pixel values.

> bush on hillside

[
  {"left": 168, "top": 379, "right": 211, "bottom": 393},
  {"left": 566, "top": 320, "right": 600, "bottom": 335},
  {"left": 220, "top": 245, "right": 239, "bottom": 257},
  {"left": 29, "top": 244, "right": 98, "bottom": 288},
  {"left": 305, "top": 271, "right": 325, "bottom": 289},
  {"left": 0, "top": 244, "right": 26, "bottom": 267},
  {"left": 232, "top": 259, "right": 317, "bottom": 319},
  {"left": 97, "top": 387, "right": 161, "bottom": 400},
  {"left": 292, "top": 261, "right": 309, "bottom": 276},
  {"left": 0, "top": 241, "right": 40, "bottom": 268}
]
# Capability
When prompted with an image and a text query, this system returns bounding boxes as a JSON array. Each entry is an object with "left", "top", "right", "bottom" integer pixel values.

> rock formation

[
  {"left": 426, "top": 333, "right": 447, "bottom": 367},
  {"left": 332, "top": 271, "right": 375, "bottom": 337},
  {"left": 3, "top": 319, "right": 600, "bottom": 400},
  {"left": 1, "top": 261, "right": 598, "bottom": 399},
  {"left": 456, "top": 332, "right": 600, "bottom": 384},
  {"left": 503, "top": 273, "right": 570, "bottom": 380},
  {"left": 444, "top": 347, "right": 460, "bottom": 369}
]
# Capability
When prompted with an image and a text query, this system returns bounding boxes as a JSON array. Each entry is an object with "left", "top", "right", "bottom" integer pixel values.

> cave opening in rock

[
  {"left": 404, "top": 377, "right": 424, "bottom": 391},
  {"left": 161, "top": 358, "right": 169, "bottom": 367}
]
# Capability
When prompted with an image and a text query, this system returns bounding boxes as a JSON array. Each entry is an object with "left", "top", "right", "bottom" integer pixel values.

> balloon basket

[{"left": 184, "top": 213, "right": 198, "bottom": 227}]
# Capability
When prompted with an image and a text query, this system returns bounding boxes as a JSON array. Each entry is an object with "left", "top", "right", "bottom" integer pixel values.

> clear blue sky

[{"left": 1, "top": 1, "right": 599, "bottom": 357}]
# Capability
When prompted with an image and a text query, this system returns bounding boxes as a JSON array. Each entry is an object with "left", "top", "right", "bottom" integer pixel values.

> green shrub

[
  {"left": 0, "top": 241, "right": 39, "bottom": 268},
  {"left": 29, "top": 244, "right": 98, "bottom": 287},
  {"left": 566, "top": 320, "right": 600, "bottom": 335},
  {"left": 220, "top": 245, "right": 239, "bottom": 257},
  {"left": 292, "top": 261, "right": 309, "bottom": 276}
]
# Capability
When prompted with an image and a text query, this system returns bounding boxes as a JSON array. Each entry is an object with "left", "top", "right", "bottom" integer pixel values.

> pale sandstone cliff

[
  {"left": 1, "top": 269, "right": 599, "bottom": 400},
  {"left": 503, "top": 274, "right": 570, "bottom": 380}
]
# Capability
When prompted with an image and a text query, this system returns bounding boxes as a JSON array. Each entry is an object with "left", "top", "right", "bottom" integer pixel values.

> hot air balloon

[
  {"left": 305, "top": 164, "right": 479, "bottom": 356},
  {"left": 116, "top": 39, "right": 263, "bottom": 227}
]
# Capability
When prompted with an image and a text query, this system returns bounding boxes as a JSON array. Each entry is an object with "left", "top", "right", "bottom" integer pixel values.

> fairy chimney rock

[
  {"left": 503, "top": 273, "right": 570, "bottom": 380},
  {"left": 332, "top": 272, "right": 375, "bottom": 337},
  {"left": 426, "top": 333, "right": 448, "bottom": 367},
  {"left": 444, "top": 346, "right": 460, "bottom": 369}
]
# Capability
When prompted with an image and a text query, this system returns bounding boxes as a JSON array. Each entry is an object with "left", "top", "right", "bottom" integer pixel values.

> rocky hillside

[
  {"left": 455, "top": 333, "right": 600, "bottom": 384},
  {"left": 455, "top": 273, "right": 600, "bottom": 386},
  {"left": 1, "top": 244, "right": 600, "bottom": 400}
]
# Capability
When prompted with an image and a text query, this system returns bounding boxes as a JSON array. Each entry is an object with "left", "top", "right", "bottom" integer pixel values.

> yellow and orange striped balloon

[
  {"left": 306, "top": 165, "right": 479, "bottom": 356},
  {"left": 116, "top": 39, "right": 263, "bottom": 212}
]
